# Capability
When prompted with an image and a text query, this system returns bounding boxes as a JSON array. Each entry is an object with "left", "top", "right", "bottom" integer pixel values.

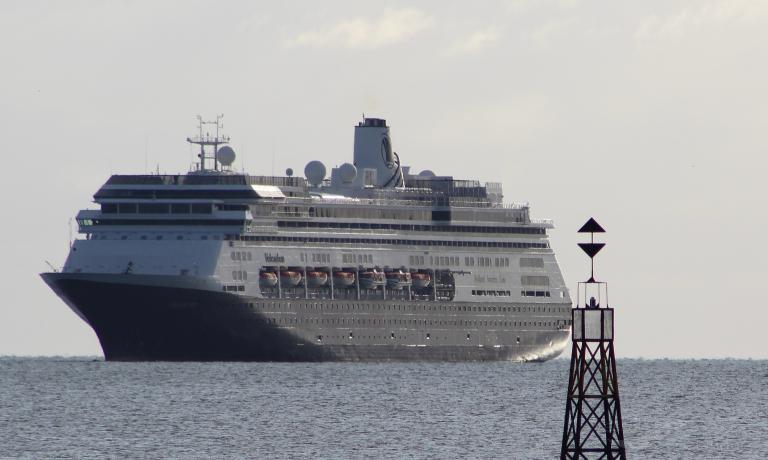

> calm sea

[{"left": 0, "top": 358, "right": 765, "bottom": 459}]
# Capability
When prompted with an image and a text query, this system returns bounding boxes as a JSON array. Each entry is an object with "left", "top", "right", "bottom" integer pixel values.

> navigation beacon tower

[{"left": 560, "top": 218, "right": 626, "bottom": 459}]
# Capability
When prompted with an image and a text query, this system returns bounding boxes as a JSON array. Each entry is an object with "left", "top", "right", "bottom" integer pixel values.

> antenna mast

[{"left": 186, "top": 114, "right": 229, "bottom": 172}]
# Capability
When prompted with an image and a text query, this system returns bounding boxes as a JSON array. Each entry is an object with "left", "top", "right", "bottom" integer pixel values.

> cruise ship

[{"left": 42, "top": 116, "right": 572, "bottom": 361}]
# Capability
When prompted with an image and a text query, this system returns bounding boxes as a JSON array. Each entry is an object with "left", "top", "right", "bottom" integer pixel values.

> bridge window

[
  {"left": 191, "top": 203, "right": 212, "bottom": 214},
  {"left": 171, "top": 203, "right": 191, "bottom": 214},
  {"left": 101, "top": 203, "right": 118, "bottom": 214},
  {"left": 138, "top": 203, "right": 168, "bottom": 214}
]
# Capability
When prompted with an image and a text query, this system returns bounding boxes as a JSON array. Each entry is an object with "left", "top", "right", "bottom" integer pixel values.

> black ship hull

[{"left": 42, "top": 273, "right": 570, "bottom": 362}]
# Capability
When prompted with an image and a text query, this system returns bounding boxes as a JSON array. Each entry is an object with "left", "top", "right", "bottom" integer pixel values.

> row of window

[
  {"left": 311, "top": 333, "right": 479, "bottom": 342},
  {"left": 520, "top": 257, "right": 545, "bottom": 268},
  {"left": 105, "top": 174, "right": 303, "bottom": 186},
  {"left": 101, "top": 203, "right": 214, "bottom": 214},
  {"left": 231, "top": 251, "right": 253, "bottom": 261},
  {"left": 409, "top": 255, "right": 426, "bottom": 266},
  {"left": 521, "top": 275, "right": 550, "bottom": 286},
  {"left": 342, "top": 254, "right": 373, "bottom": 264},
  {"left": 467, "top": 256, "right": 511, "bottom": 268},
  {"left": 227, "top": 234, "right": 550, "bottom": 250},
  {"left": 433, "top": 256, "right": 460, "bottom": 266},
  {"left": 232, "top": 270, "right": 248, "bottom": 281},
  {"left": 300, "top": 253, "right": 333, "bottom": 263},
  {"left": 81, "top": 219, "right": 245, "bottom": 227},
  {"left": 521, "top": 291, "right": 551, "bottom": 297},
  {"left": 251, "top": 302, "right": 567, "bottom": 314},
  {"left": 223, "top": 285, "right": 245, "bottom": 292},
  {"left": 312, "top": 253, "right": 331, "bottom": 263},
  {"left": 472, "top": 290, "right": 513, "bottom": 296},
  {"left": 88, "top": 233, "right": 221, "bottom": 241},
  {"left": 277, "top": 220, "right": 546, "bottom": 235},
  {"left": 95, "top": 189, "right": 258, "bottom": 199},
  {"left": 310, "top": 207, "right": 430, "bottom": 221},
  {"left": 258, "top": 316, "right": 568, "bottom": 329}
]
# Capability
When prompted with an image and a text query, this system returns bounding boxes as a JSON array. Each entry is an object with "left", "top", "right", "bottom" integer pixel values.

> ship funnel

[{"left": 352, "top": 117, "right": 401, "bottom": 188}]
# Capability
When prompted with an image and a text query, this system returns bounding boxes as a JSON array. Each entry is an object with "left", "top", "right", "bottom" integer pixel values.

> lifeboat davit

[
  {"left": 307, "top": 271, "right": 329, "bottom": 287},
  {"left": 411, "top": 272, "right": 432, "bottom": 289},
  {"left": 259, "top": 271, "right": 278, "bottom": 287},
  {"left": 359, "top": 270, "right": 386, "bottom": 289},
  {"left": 280, "top": 270, "right": 302, "bottom": 287},
  {"left": 333, "top": 271, "right": 355, "bottom": 287},
  {"left": 386, "top": 270, "right": 412, "bottom": 290}
]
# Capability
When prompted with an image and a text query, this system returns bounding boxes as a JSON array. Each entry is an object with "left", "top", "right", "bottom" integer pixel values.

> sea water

[{"left": 0, "top": 358, "right": 765, "bottom": 459}]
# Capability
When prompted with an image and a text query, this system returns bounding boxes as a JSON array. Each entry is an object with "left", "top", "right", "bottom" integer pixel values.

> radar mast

[{"left": 186, "top": 114, "right": 230, "bottom": 172}]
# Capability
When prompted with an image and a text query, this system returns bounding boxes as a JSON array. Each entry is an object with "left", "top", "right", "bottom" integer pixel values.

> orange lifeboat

[
  {"left": 279, "top": 270, "right": 302, "bottom": 287},
  {"left": 359, "top": 270, "right": 386, "bottom": 289},
  {"left": 386, "top": 270, "right": 412, "bottom": 289},
  {"left": 259, "top": 271, "right": 278, "bottom": 287},
  {"left": 333, "top": 271, "right": 355, "bottom": 287},
  {"left": 411, "top": 272, "right": 432, "bottom": 289},
  {"left": 307, "top": 271, "right": 329, "bottom": 287}
]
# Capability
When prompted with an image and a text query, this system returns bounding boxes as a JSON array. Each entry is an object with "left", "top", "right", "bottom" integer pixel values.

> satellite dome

[
  {"left": 216, "top": 146, "right": 236, "bottom": 167},
  {"left": 286, "top": 168, "right": 294, "bottom": 177},
  {"left": 339, "top": 163, "right": 357, "bottom": 184},
  {"left": 419, "top": 169, "right": 436, "bottom": 177},
  {"left": 304, "top": 160, "right": 327, "bottom": 186}
]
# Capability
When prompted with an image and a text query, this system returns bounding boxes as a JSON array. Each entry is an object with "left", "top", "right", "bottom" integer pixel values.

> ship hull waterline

[{"left": 42, "top": 273, "right": 570, "bottom": 362}]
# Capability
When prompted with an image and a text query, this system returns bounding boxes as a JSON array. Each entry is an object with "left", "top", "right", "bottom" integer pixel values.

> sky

[{"left": 1, "top": 0, "right": 766, "bottom": 358}]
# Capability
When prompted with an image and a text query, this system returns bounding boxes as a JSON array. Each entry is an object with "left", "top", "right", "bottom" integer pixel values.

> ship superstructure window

[
  {"left": 521, "top": 275, "right": 550, "bottom": 286},
  {"left": 171, "top": 204, "right": 191, "bottom": 214},
  {"left": 101, "top": 203, "right": 118, "bottom": 213},
  {"left": 431, "top": 256, "right": 459, "bottom": 266},
  {"left": 191, "top": 203, "right": 213, "bottom": 214},
  {"left": 218, "top": 204, "right": 249, "bottom": 211},
  {"left": 521, "top": 290, "right": 551, "bottom": 297},
  {"left": 409, "top": 255, "right": 425, "bottom": 265},
  {"left": 138, "top": 203, "right": 168, "bottom": 214},
  {"left": 472, "top": 290, "right": 512, "bottom": 296},
  {"left": 494, "top": 257, "right": 510, "bottom": 267},
  {"left": 102, "top": 202, "right": 214, "bottom": 215},
  {"left": 118, "top": 203, "right": 137, "bottom": 213},
  {"left": 342, "top": 254, "right": 373, "bottom": 264},
  {"left": 309, "top": 207, "right": 431, "bottom": 221},
  {"left": 312, "top": 254, "right": 330, "bottom": 263},
  {"left": 276, "top": 220, "right": 545, "bottom": 235},
  {"left": 231, "top": 251, "right": 252, "bottom": 261},
  {"left": 227, "top": 234, "right": 550, "bottom": 250},
  {"left": 520, "top": 257, "right": 545, "bottom": 268},
  {"left": 232, "top": 270, "right": 248, "bottom": 280}
]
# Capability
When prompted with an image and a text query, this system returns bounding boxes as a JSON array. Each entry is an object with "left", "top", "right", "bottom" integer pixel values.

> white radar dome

[
  {"left": 339, "top": 163, "right": 357, "bottom": 184},
  {"left": 216, "top": 146, "right": 236, "bottom": 167},
  {"left": 304, "top": 160, "right": 327, "bottom": 186},
  {"left": 419, "top": 169, "right": 436, "bottom": 177}
]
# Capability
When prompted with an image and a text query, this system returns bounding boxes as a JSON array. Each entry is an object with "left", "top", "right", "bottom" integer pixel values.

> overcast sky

[{"left": 1, "top": 0, "right": 766, "bottom": 358}]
